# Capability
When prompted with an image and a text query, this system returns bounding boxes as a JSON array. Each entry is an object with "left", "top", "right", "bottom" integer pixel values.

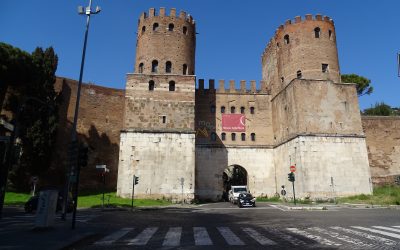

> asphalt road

[
  {"left": 68, "top": 202, "right": 400, "bottom": 250},
  {"left": 1, "top": 203, "right": 399, "bottom": 249}
]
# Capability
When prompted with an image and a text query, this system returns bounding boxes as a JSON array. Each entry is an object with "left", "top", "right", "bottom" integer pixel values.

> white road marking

[
  {"left": 269, "top": 204, "right": 286, "bottom": 211},
  {"left": 162, "top": 227, "right": 182, "bottom": 246},
  {"left": 331, "top": 226, "right": 395, "bottom": 246},
  {"left": 242, "top": 227, "right": 276, "bottom": 245},
  {"left": 309, "top": 227, "right": 373, "bottom": 247},
  {"left": 217, "top": 227, "right": 245, "bottom": 245},
  {"left": 373, "top": 226, "right": 400, "bottom": 233},
  {"left": 127, "top": 227, "right": 158, "bottom": 245},
  {"left": 266, "top": 227, "right": 306, "bottom": 246},
  {"left": 193, "top": 227, "right": 213, "bottom": 245},
  {"left": 393, "top": 226, "right": 400, "bottom": 228},
  {"left": 94, "top": 228, "right": 133, "bottom": 245},
  {"left": 286, "top": 228, "right": 341, "bottom": 246},
  {"left": 351, "top": 226, "right": 400, "bottom": 240}
]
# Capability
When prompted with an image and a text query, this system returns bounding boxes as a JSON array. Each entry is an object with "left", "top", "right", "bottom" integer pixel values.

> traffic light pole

[
  {"left": 292, "top": 179, "right": 296, "bottom": 205},
  {"left": 131, "top": 175, "right": 136, "bottom": 211}
]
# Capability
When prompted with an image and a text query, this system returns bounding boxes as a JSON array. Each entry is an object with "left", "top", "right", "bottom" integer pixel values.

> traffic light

[
  {"left": 78, "top": 144, "right": 89, "bottom": 168},
  {"left": 288, "top": 172, "right": 295, "bottom": 182},
  {"left": 134, "top": 175, "right": 139, "bottom": 185}
]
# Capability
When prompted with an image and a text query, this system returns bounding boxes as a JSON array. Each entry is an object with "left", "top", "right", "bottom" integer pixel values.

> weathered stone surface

[{"left": 362, "top": 116, "right": 400, "bottom": 185}]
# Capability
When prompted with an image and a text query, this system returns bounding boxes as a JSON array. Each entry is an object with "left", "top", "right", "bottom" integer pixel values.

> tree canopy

[
  {"left": 363, "top": 102, "right": 399, "bottom": 116},
  {"left": 0, "top": 42, "right": 59, "bottom": 191},
  {"left": 341, "top": 74, "right": 373, "bottom": 97}
]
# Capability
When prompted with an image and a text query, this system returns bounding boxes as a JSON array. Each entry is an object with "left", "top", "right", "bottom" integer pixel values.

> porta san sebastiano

[{"left": 44, "top": 8, "right": 399, "bottom": 202}]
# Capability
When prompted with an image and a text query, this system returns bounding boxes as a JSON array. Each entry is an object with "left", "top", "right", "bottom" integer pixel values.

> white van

[{"left": 228, "top": 186, "right": 248, "bottom": 204}]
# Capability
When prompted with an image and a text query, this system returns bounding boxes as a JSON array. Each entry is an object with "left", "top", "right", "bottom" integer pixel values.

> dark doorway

[{"left": 222, "top": 165, "right": 247, "bottom": 201}]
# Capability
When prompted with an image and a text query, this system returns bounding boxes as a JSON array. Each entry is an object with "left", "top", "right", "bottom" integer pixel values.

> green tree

[
  {"left": 0, "top": 43, "right": 59, "bottom": 191},
  {"left": 363, "top": 102, "right": 395, "bottom": 116},
  {"left": 341, "top": 74, "right": 373, "bottom": 97}
]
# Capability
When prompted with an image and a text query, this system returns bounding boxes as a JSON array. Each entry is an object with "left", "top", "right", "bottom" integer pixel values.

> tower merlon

[
  {"left": 199, "top": 79, "right": 204, "bottom": 90},
  {"left": 139, "top": 7, "right": 195, "bottom": 24},
  {"left": 229, "top": 80, "right": 235, "bottom": 92}
]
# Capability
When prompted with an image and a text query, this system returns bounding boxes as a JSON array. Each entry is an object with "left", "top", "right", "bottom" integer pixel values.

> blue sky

[{"left": 0, "top": 0, "right": 399, "bottom": 110}]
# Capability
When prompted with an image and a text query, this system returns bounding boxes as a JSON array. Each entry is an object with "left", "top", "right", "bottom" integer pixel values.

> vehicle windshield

[
  {"left": 240, "top": 193, "right": 253, "bottom": 198},
  {"left": 233, "top": 187, "right": 247, "bottom": 193}
]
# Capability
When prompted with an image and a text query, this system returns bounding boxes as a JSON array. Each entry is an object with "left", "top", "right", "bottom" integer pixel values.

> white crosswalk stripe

[
  {"left": 217, "top": 227, "right": 245, "bottom": 245},
  {"left": 309, "top": 227, "right": 374, "bottom": 248},
  {"left": 162, "top": 227, "right": 182, "bottom": 246},
  {"left": 242, "top": 227, "right": 276, "bottom": 245},
  {"left": 266, "top": 227, "right": 307, "bottom": 246},
  {"left": 373, "top": 226, "right": 400, "bottom": 234},
  {"left": 127, "top": 227, "right": 158, "bottom": 245},
  {"left": 393, "top": 226, "right": 400, "bottom": 229},
  {"left": 88, "top": 225, "right": 400, "bottom": 247},
  {"left": 287, "top": 227, "right": 341, "bottom": 246},
  {"left": 331, "top": 226, "right": 396, "bottom": 246},
  {"left": 351, "top": 226, "right": 400, "bottom": 240},
  {"left": 94, "top": 227, "right": 133, "bottom": 246},
  {"left": 193, "top": 227, "right": 213, "bottom": 245}
]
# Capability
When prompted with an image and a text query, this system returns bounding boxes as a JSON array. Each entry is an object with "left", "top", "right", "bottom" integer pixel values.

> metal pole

[
  {"left": 292, "top": 179, "right": 296, "bottom": 206},
  {"left": 66, "top": 0, "right": 99, "bottom": 229},
  {"left": 131, "top": 175, "right": 135, "bottom": 211},
  {"left": 102, "top": 172, "right": 105, "bottom": 209}
]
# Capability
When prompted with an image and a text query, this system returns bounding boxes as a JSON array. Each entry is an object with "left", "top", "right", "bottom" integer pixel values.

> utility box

[{"left": 34, "top": 190, "right": 58, "bottom": 228}]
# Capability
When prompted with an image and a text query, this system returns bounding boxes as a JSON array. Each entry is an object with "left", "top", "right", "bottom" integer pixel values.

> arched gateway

[{"left": 222, "top": 165, "right": 247, "bottom": 201}]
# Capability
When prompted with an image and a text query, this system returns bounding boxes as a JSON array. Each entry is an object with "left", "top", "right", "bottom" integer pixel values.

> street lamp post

[{"left": 62, "top": 0, "right": 100, "bottom": 229}]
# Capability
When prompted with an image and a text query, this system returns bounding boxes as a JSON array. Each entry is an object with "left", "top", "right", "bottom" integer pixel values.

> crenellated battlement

[
  {"left": 139, "top": 7, "right": 195, "bottom": 24},
  {"left": 262, "top": 14, "right": 334, "bottom": 57},
  {"left": 196, "top": 79, "right": 270, "bottom": 94}
]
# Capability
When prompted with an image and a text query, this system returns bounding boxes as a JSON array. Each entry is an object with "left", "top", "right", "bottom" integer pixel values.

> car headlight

[
  {"left": 251, "top": 198, "right": 256, "bottom": 202},
  {"left": 239, "top": 199, "right": 244, "bottom": 203}
]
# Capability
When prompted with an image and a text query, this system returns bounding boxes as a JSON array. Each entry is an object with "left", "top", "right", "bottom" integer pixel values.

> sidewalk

[{"left": 0, "top": 206, "right": 100, "bottom": 250}]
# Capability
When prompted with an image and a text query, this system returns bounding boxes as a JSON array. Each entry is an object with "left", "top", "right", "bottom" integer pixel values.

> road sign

[
  {"left": 281, "top": 189, "right": 286, "bottom": 196},
  {"left": 290, "top": 165, "right": 296, "bottom": 172}
]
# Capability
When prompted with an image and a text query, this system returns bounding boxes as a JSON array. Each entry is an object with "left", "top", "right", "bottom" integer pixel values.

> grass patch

[
  {"left": 256, "top": 196, "right": 280, "bottom": 202},
  {"left": 4, "top": 192, "right": 32, "bottom": 205},
  {"left": 337, "top": 185, "right": 400, "bottom": 205},
  {"left": 77, "top": 192, "right": 172, "bottom": 208},
  {"left": 4, "top": 192, "right": 172, "bottom": 208}
]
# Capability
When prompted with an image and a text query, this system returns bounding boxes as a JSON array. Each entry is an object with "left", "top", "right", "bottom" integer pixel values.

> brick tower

[
  {"left": 117, "top": 8, "right": 197, "bottom": 202},
  {"left": 263, "top": 14, "right": 372, "bottom": 198}
]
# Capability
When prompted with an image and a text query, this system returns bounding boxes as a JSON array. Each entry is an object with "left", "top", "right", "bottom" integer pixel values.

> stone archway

[{"left": 222, "top": 165, "right": 247, "bottom": 201}]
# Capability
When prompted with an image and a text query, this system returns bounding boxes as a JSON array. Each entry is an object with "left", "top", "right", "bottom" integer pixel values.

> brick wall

[{"left": 362, "top": 116, "right": 400, "bottom": 185}]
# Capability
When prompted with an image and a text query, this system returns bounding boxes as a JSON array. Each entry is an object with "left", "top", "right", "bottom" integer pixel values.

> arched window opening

[
  {"left": 241, "top": 133, "right": 246, "bottom": 141},
  {"left": 168, "top": 23, "right": 174, "bottom": 31},
  {"left": 297, "top": 70, "right": 302, "bottom": 79},
  {"left": 329, "top": 30, "right": 333, "bottom": 40},
  {"left": 251, "top": 133, "right": 256, "bottom": 141},
  {"left": 153, "top": 23, "right": 159, "bottom": 31},
  {"left": 165, "top": 61, "right": 172, "bottom": 73},
  {"left": 211, "top": 132, "right": 217, "bottom": 141},
  {"left": 210, "top": 105, "right": 216, "bottom": 113},
  {"left": 314, "top": 27, "right": 321, "bottom": 38},
  {"left": 221, "top": 106, "right": 226, "bottom": 113},
  {"left": 221, "top": 133, "right": 226, "bottom": 141},
  {"left": 281, "top": 77, "right": 284, "bottom": 83},
  {"left": 250, "top": 107, "right": 255, "bottom": 114},
  {"left": 322, "top": 64, "right": 329, "bottom": 73},
  {"left": 169, "top": 81, "right": 175, "bottom": 91},
  {"left": 240, "top": 107, "right": 245, "bottom": 114},
  {"left": 141, "top": 26, "right": 146, "bottom": 34},
  {"left": 231, "top": 133, "right": 236, "bottom": 141},
  {"left": 148, "top": 80, "right": 155, "bottom": 91},
  {"left": 231, "top": 106, "right": 236, "bottom": 114},
  {"left": 183, "top": 26, "right": 188, "bottom": 34},
  {"left": 151, "top": 60, "right": 158, "bottom": 73},
  {"left": 138, "top": 63, "right": 144, "bottom": 73},
  {"left": 284, "top": 34, "right": 290, "bottom": 44},
  {"left": 183, "top": 64, "right": 188, "bottom": 75}
]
